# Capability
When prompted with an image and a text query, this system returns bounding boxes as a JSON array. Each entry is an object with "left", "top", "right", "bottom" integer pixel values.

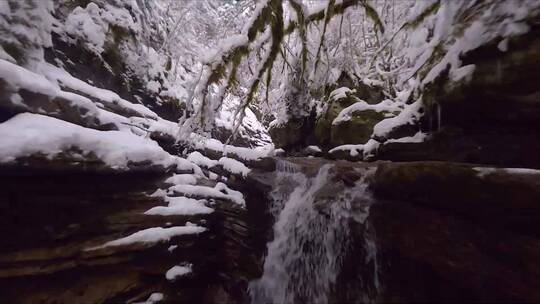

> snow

[
  {"left": 218, "top": 157, "right": 251, "bottom": 177},
  {"left": 165, "top": 264, "right": 192, "bottom": 280},
  {"left": 329, "top": 139, "right": 381, "bottom": 159},
  {"left": 168, "top": 245, "right": 178, "bottom": 252},
  {"left": 306, "top": 146, "right": 322, "bottom": 153},
  {"left": 329, "top": 87, "right": 352, "bottom": 100},
  {"left": 174, "top": 157, "right": 203, "bottom": 175},
  {"left": 165, "top": 174, "right": 198, "bottom": 185},
  {"left": 450, "top": 64, "right": 476, "bottom": 82},
  {"left": 214, "top": 94, "right": 272, "bottom": 147},
  {"left": 64, "top": 3, "right": 107, "bottom": 54},
  {"left": 201, "top": 34, "right": 248, "bottom": 64},
  {"left": 170, "top": 182, "right": 245, "bottom": 206},
  {"left": 503, "top": 168, "right": 540, "bottom": 175},
  {"left": 40, "top": 63, "right": 158, "bottom": 119},
  {"left": 333, "top": 99, "right": 402, "bottom": 125},
  {"left": 138, "top": 292, "right": 164, "bottom": 304},
  {"left": 0, "top": 59, "right": 139, "bottom": 130},
  {"left": 88, "top": 225, "right": 206, "bottom": 249},
  {"left": 385, "top": 132, "right": 427, "bottom": 144},
  {"left": 0, "top": 59, "right": 59, "bottom": 97},
  {"left": 187, "top": 151, "right": 218, "bottom": 168},
  {"left": 149, "top": 188, "right": 169, "bottom": 198},
  {"left": 373, "top": 100, "right": 422, "bottom": 138},
  {"left": 274, "top": 148, "right": 285, "bottom": 156},
  {"left": 145, "top": 196, "right": 214, "bottom": 216},
  {"left": 498, "top": 38, "right": 509, "bottom": 52},
  {"left": 474, "top": 167, "right": 540, "bottom": 178},
  {"left": 362, "top": 78, "right": 384, "bottom": 87},
  {"left": 190, "top": 132, "right": 272, "bottom": 162},
  {"left": 0, "top": 113, "right": 177, "bottom": 170},
  {"left": 225, "top": 145, "right": 271, "bottom": 161},
  {"left": 64, "top": 2, "right": 136, "bottom": 55}
]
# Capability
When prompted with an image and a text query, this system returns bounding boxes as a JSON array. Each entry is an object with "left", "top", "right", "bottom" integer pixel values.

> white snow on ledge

[
  {"left": 165, "top": 264, "right": 193, "bottom": 280},
  {"left": 385, "top": 132, "right": 427, "bottom": 144},
  {"left": 144, "top": 196, "right": 214, "bottom": 216},
  {"left": 218, "top": 157, "right": 251, "bottom": 177},
  {"left": 0, "top": 113, "right": 177, "bottom": 170},
  {"left": 329, "top": 139, "right": 380, "bottom": 158},
  {"left": 87, "top": 225, "right": 206, "bottom": 250},
  {"left": 473, "top": 167, "right": 540, "bottom": 178},
  {"left": 170, "top": 182, "right": 245, "bottom": 206}
]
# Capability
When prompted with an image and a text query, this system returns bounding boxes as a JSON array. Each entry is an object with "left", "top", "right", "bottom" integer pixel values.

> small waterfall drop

[{"left": 249, "top": 161, "right": 380, "bottom": 304}]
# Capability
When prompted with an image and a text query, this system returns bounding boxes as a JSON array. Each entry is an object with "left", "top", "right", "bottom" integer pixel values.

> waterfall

[{"left": 249, "top": 162, "right": 380, "bottom": 304}]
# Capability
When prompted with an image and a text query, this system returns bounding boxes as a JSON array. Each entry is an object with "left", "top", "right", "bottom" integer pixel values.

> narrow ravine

[{"left": 249, "top": 159, "right": 380, "bottom": 303}]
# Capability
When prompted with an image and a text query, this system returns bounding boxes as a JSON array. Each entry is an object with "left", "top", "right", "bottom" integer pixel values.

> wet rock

[
  {"left": 268, "top": 118, "right": 305, "bottom": 149},
  {"left": 367, "top": 160, "right": 540, "bottom": 302},
  {"left": 330, "top": 110, "right": 386, "bottom": 146},
  {"left": 370, "top": 161, "right": 540, "bottom": 236},
  {"left": 372, "top": 197, "right": 540, "bottom": 303}
]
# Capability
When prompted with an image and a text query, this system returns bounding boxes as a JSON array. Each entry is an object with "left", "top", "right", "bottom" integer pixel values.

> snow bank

[
  {"left": 165, "top": 174, "right": 198, "bottom": 185},
  {"left": 145, "top": 196, "right": 214, "bottom": 216},
  {"left": 373, "top": 100, "right": 422, "bottom": 138},
  {"left": 306, "top": 146, "right": 322, "bottom": 153},
  {"left": 0, "top": 113, "right": 176, "bottom": 170},
  {"left": 170, "top": 182, "right": 245, "bottom": 206},
  {"left": 0, "top": 59, "right": 59, "bottom": 97},
  {"left": 333, "top": 99, "right": 402, "bottom": 125},
  {"left": 474, "top": 167, "right": 540, "bottom": 178},
  {"left": 165, "top": 264, "right": 193, "bottom": 280},
  {"left": 329, "top": 139, "right": 381, "bottom": 158},
  {"left": 140, "top": 292, "right": 164, "bottom": 304},
  {"left": 40, "top": 63, "right": 158, "bottom": 119},
  {"left": 329, "top": 87, "right": 352, "bottom": 100},
  {"left": 190, "top": 132, "right": 273, "bottom": 161},
  {"left": 187, "top": 151, "right": 218, "bottom": 168},
  {"left": 385, "top": 132, "right": 427, "bottom": 144},
  {"left": 0, "top": 59, "right": 134, "bottom": 130},
  {"left": 89, "top": 225, "right": 206, "bottom": 249},
  {"left": 218, "top": 157, "right": 251, "bottom": 177}
]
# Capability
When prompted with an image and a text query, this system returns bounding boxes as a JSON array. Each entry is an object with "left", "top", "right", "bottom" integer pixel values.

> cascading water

[{"left": 249, "top": 159, "right": 380, "bottom": 304}]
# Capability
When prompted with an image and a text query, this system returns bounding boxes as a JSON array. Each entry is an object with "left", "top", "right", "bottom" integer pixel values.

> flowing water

[{"left": 249, "top": 159, "right": 380, "bottom": 304}]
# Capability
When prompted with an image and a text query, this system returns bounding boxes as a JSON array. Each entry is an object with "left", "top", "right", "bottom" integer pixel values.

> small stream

[{"left": 249, "top": 159, "right": 380, "bottom": 303}]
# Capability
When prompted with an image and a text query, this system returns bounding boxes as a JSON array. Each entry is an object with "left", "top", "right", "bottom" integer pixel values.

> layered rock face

[
  {"left": 370, "top": 161, "right": 540, "bottom": 302},
  {"left": 0, "top": 163, "right": 265, "bottom": 303}
]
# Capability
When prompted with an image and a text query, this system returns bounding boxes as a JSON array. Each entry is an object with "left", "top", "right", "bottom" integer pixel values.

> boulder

[
  {"left": 330, "top": 110, "right": 386, "bottom": 146},
  {"left": 268, "top": 118, "right": 305, "bottom": 150},
  {"left": 315, "top": 82, "right": 387, "bottom": 149}
]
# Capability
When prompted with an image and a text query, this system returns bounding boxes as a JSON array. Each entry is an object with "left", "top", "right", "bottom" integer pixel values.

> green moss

[{"left": 330, "top": 110, "right": 385, "bottom": 145}]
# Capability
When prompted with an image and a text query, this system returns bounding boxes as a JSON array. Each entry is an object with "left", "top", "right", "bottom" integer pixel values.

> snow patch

[
  {"left": 0, "top": 113, "right": 177, "bottom": 170},
  {"left": 145, "top": 196, "right": 214, "bottom": 216},
  {"left": 170, "top": 183, "right": 245, "bottom": 206},
  {"left": 88, "top": 225, "right": 206, "bottom": 249},
  {"left": 165, "top": 264, "right": 193, "bottom": 280},
  {"left": 187, "top": 151, "right": 218, "bottom": 168},
  {"left": 218, "top": 157, "right": 251, "bottom": 177}
]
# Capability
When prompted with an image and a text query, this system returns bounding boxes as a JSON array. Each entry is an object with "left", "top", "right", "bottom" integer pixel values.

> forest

[{"left": 0, "top": 0, "right": 539, "bottom": 303}]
